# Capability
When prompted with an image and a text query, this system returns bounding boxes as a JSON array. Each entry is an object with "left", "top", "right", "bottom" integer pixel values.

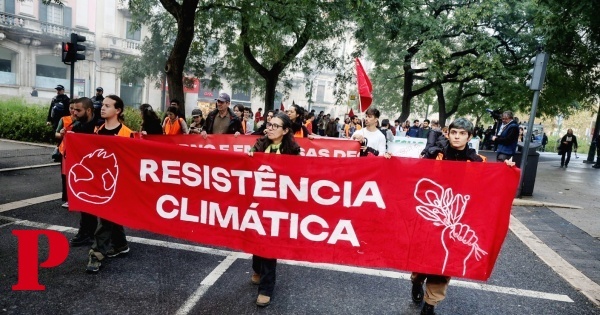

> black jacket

[
  {"left": 47, "top": 94, "right": 70, "bottom": 124},
  {"left": 203, "top": 107, "right": 243, "bottom": 134},
  {"left": 422, "top": 132, "right": 483, "bottom": 162}
]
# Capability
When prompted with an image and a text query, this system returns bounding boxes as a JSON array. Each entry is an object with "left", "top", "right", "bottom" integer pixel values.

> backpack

[{"left": 50, "top": 101, "right": 65, "bottom": 119}]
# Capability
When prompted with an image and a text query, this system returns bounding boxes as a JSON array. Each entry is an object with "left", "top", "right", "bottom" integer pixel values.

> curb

[
  {"left": 513, "top": 198, "right": 582, "bottom": 209},
  {"left": 0, "top": 138, "right": 55, "bottom": 148}
]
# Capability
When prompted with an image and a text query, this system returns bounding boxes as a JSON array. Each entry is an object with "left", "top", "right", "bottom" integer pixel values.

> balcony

[
  {"left": 0, "top": 12, "right": 95, "bottom": 47},
  {"left": 104, "top": 35, "right": 141, "bottom": 57}
]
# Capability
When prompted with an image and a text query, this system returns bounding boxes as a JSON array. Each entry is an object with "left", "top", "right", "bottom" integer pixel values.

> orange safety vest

[
  {"left": 294, "top": 127, "right": 304, "bottom": 138},
  {"left": 163, "top": 117, "right": 184, "bottom": 135},
  {"left": 57, "top": 116, "right": 74, "bottom": 155},
  {"left": 95, "top": 123, "right": 133, "bottom": 138}
]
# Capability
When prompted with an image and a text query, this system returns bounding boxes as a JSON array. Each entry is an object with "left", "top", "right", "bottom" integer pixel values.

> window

[
  {"left": 0, "top": 59, "right": 11, "bottom": 72},
  {"left": 316, "top": 83, "right": 325, "bottom": 102},
  {"left": 126, "top": 21, "right": 141, "bottom": 41},
  {"left": 0, "top": 0, "right": 5, "bottom": 12},
  {"left": 47, "top": 4, "right": 62, "bottom": 25}
]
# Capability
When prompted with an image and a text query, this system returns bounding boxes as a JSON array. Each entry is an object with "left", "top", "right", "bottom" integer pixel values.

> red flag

[
  {"left": 349, "top": 108, "right": 355, "bottom": 117},
  {"left": 355, "top": 58, "right": 373, "bottom": 112},
  {"left": 280, "top": 102, "right": 285, "bottom": 111}
]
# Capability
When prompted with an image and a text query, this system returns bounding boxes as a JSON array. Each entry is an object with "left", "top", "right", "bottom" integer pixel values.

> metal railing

[
  {"left": 105, "top": 35, "right": 141, "bottom": 54},
  {"left": 0, "top": 12, "right": 95, "bottom": 45}
]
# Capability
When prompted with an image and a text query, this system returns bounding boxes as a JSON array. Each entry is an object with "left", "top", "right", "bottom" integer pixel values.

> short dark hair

[
  {"left": 423, "top": 119, "right": 430, "bottom": 124},
  {"left": 381, "top": 119, "right": 390, "bottom": 127},
  {"left": 413, "top": 119, "right": 419, "bottom": 123},
  {"left": 75, "top": 97, "right": 94, "bottom": 111},
  {"left": 170, "top": 99, "right": 180, "bottom": 105},
  {"left": 365, "top": 107, "right": 381, "bottom": 118},
  {"left": 449, "top": 118, "right": 474, "bottom": 136}
]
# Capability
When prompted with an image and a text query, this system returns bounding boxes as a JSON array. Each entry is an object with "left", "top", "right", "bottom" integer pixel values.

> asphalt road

[{"left": 0, "top": 140, "right": 598, "bottom": 315}]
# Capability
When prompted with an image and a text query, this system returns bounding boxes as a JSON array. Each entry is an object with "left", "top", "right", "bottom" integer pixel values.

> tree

[
  {"left": 126, "top": 0, "right": 352, "bottom": 113},
  {"left": 354, "top": 0, "right": 545, "bottom": 125}
]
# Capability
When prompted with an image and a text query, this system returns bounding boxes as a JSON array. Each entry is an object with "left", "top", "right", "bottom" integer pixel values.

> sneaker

[
  {"left": 251, "top": 273, "right": 260, "bottom": 285},
  {"left": 592, "top": 164, "right": 600, "bottom": 169},
  {"left": 86, "top": 250, "right": 103, "bottom": 273},
  {"left": 420, "top": 303, "right": 436, "bottom": 315},
  {"left": 411, "top": 281, "right": 424, "bottom": 304},
  {"left": 565, "top": 165, "right": 568, "bottom": 168},
  {"left": 256, "top": 294, "right": 271, "bottom": 307},
  {"left": 61, "top": 202, "right": 69, "bottom": 208},
  {"left": 106, "top": 245, "right": 130, "bottom": 258},
  {"left": 70, "top": 234, "right": 93, "bottom": 247}
]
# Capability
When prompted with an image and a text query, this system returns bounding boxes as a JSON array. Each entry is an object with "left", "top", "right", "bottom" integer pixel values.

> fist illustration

[{"left": 68, "top": 149, "right": 119, "bottom": 204}]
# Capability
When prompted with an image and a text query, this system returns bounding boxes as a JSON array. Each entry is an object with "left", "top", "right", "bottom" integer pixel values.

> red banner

[
  {"left": 141, "top": 134, "right": 361, "bottom": 158},
  {"left": 65, "top": 133, "right": 519, "bottom": 280}
]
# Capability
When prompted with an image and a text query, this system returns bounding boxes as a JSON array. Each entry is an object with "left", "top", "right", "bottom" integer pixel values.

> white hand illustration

[{"left": 414, "top": 178, "right": 487, "bottom": 275}]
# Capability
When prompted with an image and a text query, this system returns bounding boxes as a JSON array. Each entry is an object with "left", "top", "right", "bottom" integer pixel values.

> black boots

[
  {"left": 421, "top": 303, "right": 436, "bottom": 315},
  {"left": 411, "top": 281, "right": 424, "bottom": 303}
]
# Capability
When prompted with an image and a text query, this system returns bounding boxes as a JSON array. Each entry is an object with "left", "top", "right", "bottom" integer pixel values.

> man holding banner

[{"left": 412, "top": 118, "right": 515, "bottom": 315}]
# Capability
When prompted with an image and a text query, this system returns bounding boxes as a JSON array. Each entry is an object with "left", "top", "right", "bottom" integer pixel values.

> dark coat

[{"left": 203, "top": 107, "right": 243, "bottom": 134}]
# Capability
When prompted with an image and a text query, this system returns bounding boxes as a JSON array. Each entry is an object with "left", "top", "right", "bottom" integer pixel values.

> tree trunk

[
  {"left": 398, "top": 65, "right": 414, "bottom": 123},
  {"left": 161, "top": 0, "right": 200, "bottom": 115},
  {"left": 435, "top": 84, "right": 447, "bottom": 126},
  {"left": 263, "top": 76, "right": 278, "bottom": 112}
]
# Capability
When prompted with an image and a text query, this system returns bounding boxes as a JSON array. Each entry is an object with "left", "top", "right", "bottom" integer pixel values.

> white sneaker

[{"left": 61, "top": 202, "right": 69, "bottom": 208}]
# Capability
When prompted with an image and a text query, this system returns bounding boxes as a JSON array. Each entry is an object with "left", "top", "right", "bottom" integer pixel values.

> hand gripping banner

[{"left": 65, "top": 133, "right": 519, "bottom": 281}]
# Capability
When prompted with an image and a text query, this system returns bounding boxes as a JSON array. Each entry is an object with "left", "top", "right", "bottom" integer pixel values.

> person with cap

[
  {"left": 201, "top": 93, "right": 243, "bottom": 137},
  {"left": 91, "top": 87, "right": 105, "bottom": 126},
  {"left": 189, "top": 108, "right": 205, "bottom": 134},
  {"left": 46, "top": 84, "right": 71, "bottom": 131}
]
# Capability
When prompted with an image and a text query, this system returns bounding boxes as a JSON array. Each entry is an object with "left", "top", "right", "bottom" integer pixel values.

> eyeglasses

[{"left": 266, "top": 122, "right": 283, "bottom": 130}]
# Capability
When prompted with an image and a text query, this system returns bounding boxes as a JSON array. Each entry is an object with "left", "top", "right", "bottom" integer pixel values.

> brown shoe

[
  {"left": 251, "top": 273, "right": 260, "bottom": 285},
  {"left": 256, "top": 294, "right": 270, "bottom": 307}
]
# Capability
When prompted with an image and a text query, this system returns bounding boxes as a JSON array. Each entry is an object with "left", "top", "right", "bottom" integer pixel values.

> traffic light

[
  {"left": 70, "top": 33, "right": 86, "bottom": 62},
  {"left": 61, "top": 42, "right": 71, "bottom": 63},
  {"left": 525, "top": 52, "right": 549, "bottom": 91}
]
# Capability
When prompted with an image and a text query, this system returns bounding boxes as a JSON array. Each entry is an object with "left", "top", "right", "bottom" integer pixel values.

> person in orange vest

[
  {"left": 87, "top": 95, "right": 133, "bottom": 274},
  {"left": 287, "top": 103, "right": 309, "bottom": 138},
  {"left": 55, "top": 99, "right": 76, "bottom": 208},
  {"left": 247, "top": 113, "right": 301, "bottom": 307},
  {"left": 410, "top": 118, "right": 514, "bottom": 315},
  {"left": 162, "top": 105, "right": 189, "bottom": 135}
]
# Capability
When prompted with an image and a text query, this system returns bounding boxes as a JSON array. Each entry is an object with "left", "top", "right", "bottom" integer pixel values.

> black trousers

[
  {"left": 91, "top": 218, "right": 127, "bottom": 256},
  {"left": 252, "top": 255, "right": 277, "bottom": 296},
  {"left": 561, "top": 150, "right": 572, "bottom": 166},
  {"left": 78, "top": 212, "right": 98, "bottom": 237}
]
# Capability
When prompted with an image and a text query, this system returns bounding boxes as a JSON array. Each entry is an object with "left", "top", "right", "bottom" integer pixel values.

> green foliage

[
  {"left": 0, "top": 98, "right": 55, "bottom": 143},
  {"left": 0, "top": 98, "right": 148, "bottom": 143}
]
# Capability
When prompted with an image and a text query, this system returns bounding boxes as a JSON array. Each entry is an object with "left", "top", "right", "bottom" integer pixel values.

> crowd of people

[{"left": 46, "top": 86, "right": 562, "bottom": 315}]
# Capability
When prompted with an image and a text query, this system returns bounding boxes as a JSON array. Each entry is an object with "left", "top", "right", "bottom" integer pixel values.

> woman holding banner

[{"left": 248, "top": 113, "right": 301, "bottom": 306}]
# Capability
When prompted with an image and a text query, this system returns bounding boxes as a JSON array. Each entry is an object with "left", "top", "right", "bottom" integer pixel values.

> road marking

[
  {"left": 0, "top": 163, "right": 60, "bottom": 172},
  {"left": 510, "top": 215, "right": 599, "bottom": 306},
  {"left": 1, "top": 215, "right": 574, "bottom": 304},
  {"left": 175, "top": 253, "right": 241, "bottom": 315},
  {"left": 0, "top": 193, "right": 61, "bottom": 213}
]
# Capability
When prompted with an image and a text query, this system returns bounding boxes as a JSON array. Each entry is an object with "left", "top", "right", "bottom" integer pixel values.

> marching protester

[
  {"left": 139, "top": 103, "right": 163, "bottom": 135},
  {"left": 351, "top": 107, "right": 386, "bottom": 157},
  {"left": 244, "top": 107, "right": 255, "bottom": 134},
  {"left": 91, "top": 87, "right": 104, "bottom": 126},
  {"left": 55, "top": 99, "right": 76, "bottom": 208},
  {"left": 412, "top": 117, "right": 515, "bottom": 315},
  {"left": 252, "top": 110, "right": 275, "bottom": 135},
  {"left": 86, "top": 95, "right": 133, "bottom": 273},
  {"left": 344, "top": 116, "right": 362, "bottom": 138},
  {"left": 163, "top": 105, "right": 189, "bottom": 135},
  {"left": 68, "top": 97, "right": 99, "bottom": 247},
  {"left": 188, "top": 108, "right": 205, "bottom": 134},
  {"left": 247, "top": 112, "right": 301, "bottom": 307},
  {"left": 287, "top": 103, "right": 310, "bottom": 138},
  {"left": 201, "top": 93, "right": 243, "bottom": 137},
  {"left": 558, "top": 128, "right": 578, "bottom": 168}
]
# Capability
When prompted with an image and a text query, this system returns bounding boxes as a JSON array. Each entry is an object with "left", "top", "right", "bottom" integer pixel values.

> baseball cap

[
  {"left": 55, "top": 84, "right": 64, "bottom": 90},
  {"left": 96, "top": 87, "right": 103, "bottom": 92},
  {"left": 215, "top": 93, "right": 230, "bottom": 103},
  {"left": 191, "top": 109, "right": 203, "bottom": 117}
]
